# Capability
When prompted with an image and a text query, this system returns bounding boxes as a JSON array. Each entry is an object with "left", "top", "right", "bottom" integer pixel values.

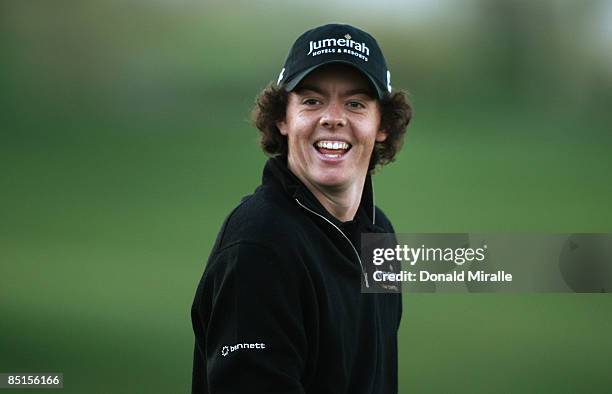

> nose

[{"left": 319, "top": 102, "right": 346, "bottom": 129}]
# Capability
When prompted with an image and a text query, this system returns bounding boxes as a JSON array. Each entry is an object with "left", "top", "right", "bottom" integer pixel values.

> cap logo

[
  {"left": 386, "top": 70, "right": 392, "bottom": 92},
  {"left": 307, "top": 34, "right": 369, "bottom": 62},
  {"left": 276, "top": 67, "right": 285, "bottom": 85}
]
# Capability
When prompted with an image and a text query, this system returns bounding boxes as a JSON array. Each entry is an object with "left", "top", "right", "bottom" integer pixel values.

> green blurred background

[{"left": 2, "top": 0, "right": 611, "bottom": 392}]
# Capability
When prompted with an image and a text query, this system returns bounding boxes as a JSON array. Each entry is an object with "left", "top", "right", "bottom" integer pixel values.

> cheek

[
  {"left": 288, "top": 117, "right": 314, "bottom": 140},
  {"left": 355, "top": 123, "right": 382, "bottom": 148}
]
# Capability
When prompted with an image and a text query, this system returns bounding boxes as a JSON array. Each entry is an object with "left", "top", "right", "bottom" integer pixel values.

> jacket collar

[{"left": 262, "top": 156, "right": 383, "bottom": 232}]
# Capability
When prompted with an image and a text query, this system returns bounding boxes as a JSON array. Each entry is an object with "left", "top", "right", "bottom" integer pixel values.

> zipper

[
  {"left": 295, "top": 198, "right": 370, "bottom": 288},
  {"left": 372, "top": 187, "right": 376, "bottom": 225}
]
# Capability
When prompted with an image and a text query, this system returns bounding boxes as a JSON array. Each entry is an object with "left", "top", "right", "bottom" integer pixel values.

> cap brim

[{"left": 283, "top": 60, "right": 385, "bottom": 100}]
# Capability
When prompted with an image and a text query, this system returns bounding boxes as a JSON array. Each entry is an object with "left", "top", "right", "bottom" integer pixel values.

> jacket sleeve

[{"left": 191, "top": 242, "right": 309, "bottom": 394}]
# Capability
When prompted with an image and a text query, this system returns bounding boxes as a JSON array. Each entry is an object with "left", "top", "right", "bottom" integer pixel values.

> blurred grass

[{"left": 2, "top": 1, "right": 612, "bottom": 393}]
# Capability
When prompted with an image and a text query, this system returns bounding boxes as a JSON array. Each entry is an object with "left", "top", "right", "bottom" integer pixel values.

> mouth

[{"left": 313, "top": 140, "right": 352, "bottom": 159}]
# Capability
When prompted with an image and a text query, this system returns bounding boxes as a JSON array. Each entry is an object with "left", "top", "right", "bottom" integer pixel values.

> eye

[
  {"left": 347, "top": 100, "right": 365, "bottom": 109},
  {"left": 302, "top": 98, "right": 321, "bottom": 106}
]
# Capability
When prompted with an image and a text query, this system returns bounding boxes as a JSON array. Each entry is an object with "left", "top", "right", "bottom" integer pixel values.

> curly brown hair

[{"left": 251, "top": 83, "right": 412, "bottom": 172}]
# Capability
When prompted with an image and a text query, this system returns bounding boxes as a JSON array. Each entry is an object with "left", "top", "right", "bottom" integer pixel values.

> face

[{"left": 276, "top": 64, "right": 387, "bottom": 194}]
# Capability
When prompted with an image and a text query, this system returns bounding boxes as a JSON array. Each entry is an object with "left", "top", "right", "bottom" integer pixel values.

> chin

[{"left": 312, "top": 172, "right": 349, "bottom": 188}]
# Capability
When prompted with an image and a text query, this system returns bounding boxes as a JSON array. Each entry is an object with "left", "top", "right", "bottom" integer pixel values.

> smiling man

[
  {"left": 191, "top": 24, "right": 412, "bottom": 393},
  {"left": 278, "top": 65, "right": 388, "bottom": 223}
]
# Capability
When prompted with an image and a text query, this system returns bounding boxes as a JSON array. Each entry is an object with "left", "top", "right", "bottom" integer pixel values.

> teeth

[{"left": 316, "top": 141, "right": 350, "bottom": 150}]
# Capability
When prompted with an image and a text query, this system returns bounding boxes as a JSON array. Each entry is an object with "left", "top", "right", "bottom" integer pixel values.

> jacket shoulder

[{"left": 215, "top": 184, "right": 300, "bottom": 250}]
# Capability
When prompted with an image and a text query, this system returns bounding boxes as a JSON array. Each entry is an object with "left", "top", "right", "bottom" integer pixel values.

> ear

[
  {"left": 375, "top": 129, "right": 388, "bottom": 142},
  {"left": 276, "top": 120, "right": 288, "bottom": 136}
]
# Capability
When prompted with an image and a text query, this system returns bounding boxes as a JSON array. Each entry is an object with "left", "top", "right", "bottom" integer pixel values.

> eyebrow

[{"left": 295, "top": 84, "right": 375, "bottom": 98}]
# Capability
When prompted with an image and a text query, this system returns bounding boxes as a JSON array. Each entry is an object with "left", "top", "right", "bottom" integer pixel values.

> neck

[
  {"left": 289, "top": 169, "right": 366, "bottom": 223},
  {"left": 313, "top": 186, "right": 362, "bottom": 222}
]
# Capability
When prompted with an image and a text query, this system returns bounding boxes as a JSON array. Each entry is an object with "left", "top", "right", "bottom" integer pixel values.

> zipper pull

[{"left": 364, "top": 272, "right": 369, "bottom": 288}]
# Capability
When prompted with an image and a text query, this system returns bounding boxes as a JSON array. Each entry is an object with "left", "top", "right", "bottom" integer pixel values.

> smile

[{"left": 313, "top": 140, "right": 352, "bottom": 159}]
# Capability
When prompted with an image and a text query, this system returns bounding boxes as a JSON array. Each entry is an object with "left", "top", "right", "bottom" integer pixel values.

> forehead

[{"left": 296, "top": 63, "right": 375, "bottom": 96}]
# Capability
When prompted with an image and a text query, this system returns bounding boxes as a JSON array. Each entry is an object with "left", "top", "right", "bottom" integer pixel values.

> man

[{"left": 191, "top": 23, "right": 412, "bottom": 393}]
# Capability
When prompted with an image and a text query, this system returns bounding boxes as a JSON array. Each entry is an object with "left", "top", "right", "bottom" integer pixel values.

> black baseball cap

[{"left": 276, "top": 23, "right": 392, "bottom": 99}]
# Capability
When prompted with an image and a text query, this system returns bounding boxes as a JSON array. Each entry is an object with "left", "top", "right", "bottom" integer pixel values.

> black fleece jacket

[{"left": 191, "top": 156, "right": 402, "bottom": 394}]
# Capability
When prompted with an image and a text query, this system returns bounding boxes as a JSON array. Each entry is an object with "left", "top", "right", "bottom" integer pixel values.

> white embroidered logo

[
  {"left": 386, "top": 70, "right": 392, "bottom": 92},
  {"left": 307, "top": 34, "right": 370, "bottom": 61},
  {"left": 221, "top": 342, "right": 267, "bottom": 357},
  {"left": 277, "top": 67, "right": 285, "bottom": 85}
]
